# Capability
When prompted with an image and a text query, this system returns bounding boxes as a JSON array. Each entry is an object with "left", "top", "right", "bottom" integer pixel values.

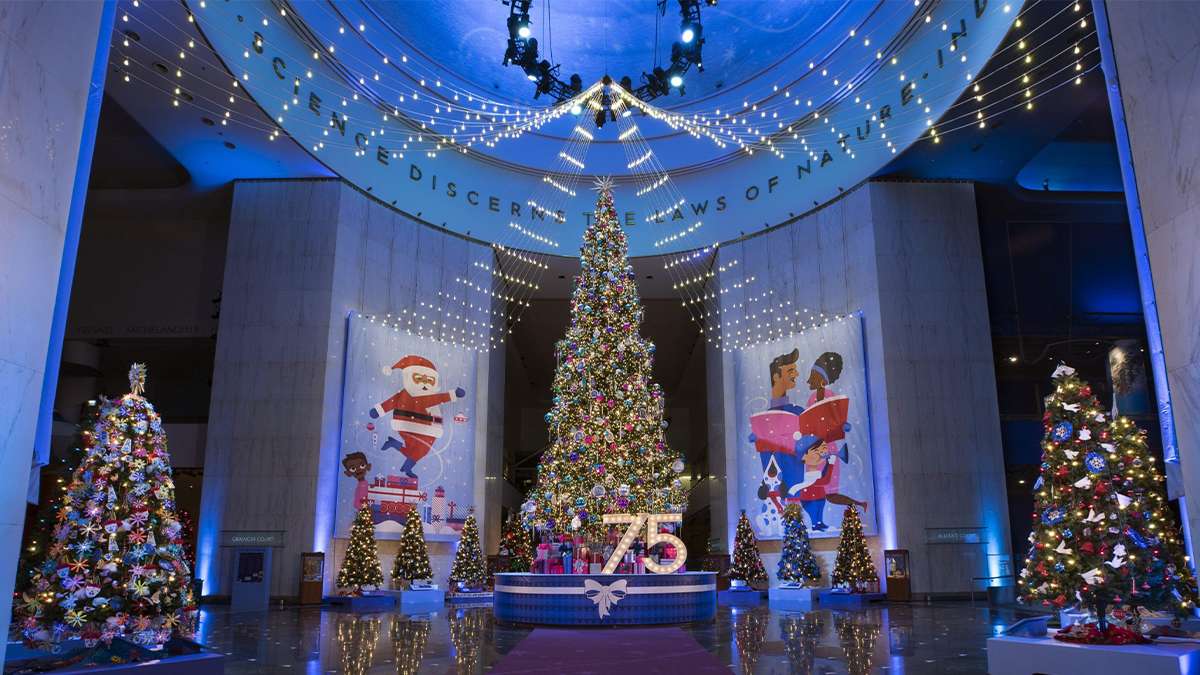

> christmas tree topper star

[
  {"left": 129, "top": 363, "right": 147, "bottom": 396},
  {"left": 592, "top": 175, "right": 615, "bottom": 193}
]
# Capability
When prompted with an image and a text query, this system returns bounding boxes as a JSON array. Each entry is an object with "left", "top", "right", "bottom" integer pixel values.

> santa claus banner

[
  {"left": 733, "top": 316, "right": 877, "bottom": 540},
  {"left": 335, "top": 314, "right": 478, "bottom": 540}
]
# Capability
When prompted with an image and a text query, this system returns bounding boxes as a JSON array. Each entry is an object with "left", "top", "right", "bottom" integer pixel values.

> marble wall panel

[{"left": 1105, "top": 0, "right": 1200, "bottom": 562}]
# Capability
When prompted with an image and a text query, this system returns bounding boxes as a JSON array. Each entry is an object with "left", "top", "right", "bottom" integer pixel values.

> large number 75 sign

[{"left": 600, "top": 513, "right": 688, "bottom": 574}]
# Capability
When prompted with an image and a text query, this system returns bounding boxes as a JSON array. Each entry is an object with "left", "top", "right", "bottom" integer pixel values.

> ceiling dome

[{"left": 292, "top": 0, "right": 921, "bottom": 175}]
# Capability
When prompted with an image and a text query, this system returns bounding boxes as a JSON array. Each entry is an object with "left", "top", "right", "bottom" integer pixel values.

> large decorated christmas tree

[
  {"left": 499, "top": 513, "right": 533, "bottom": 572},
  {"left": 778, "top": 504, "right": 822, "bottom": 586},
  {"left": 729, "top": 511, "right": 767, "bottom": 584},
  {"left": 337, "top": 505, "right": 384, "bottom": 594},
  {"left": 392, "top": 508, "right": 433, "bottom": 585},
  {"left": 449, "top": 512, "right": 487, "bottom": 590},
  {"left": 15, "top": 364, "right": 196, "bottom": 647},
  {"left": 831, "top": 505, "right": 876, "bottom": 592},
  {"left": 523, "top": 177, "right": 687, "bottom": 536},
  {"left": 1019, "top": 365, "right": 1196, "bottom": 624}
]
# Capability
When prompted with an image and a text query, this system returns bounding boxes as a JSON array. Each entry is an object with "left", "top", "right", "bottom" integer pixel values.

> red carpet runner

[{"left": 489, "top": 627, "right": 730, "bottom": 674}]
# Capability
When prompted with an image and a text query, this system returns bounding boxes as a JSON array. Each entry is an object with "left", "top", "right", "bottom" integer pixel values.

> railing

[{"left": 968, "top": 574, "right": 1016, "bottom": 606}]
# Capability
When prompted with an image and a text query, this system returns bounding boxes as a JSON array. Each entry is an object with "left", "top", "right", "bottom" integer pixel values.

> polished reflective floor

[{"left": 197, "top": 600, "right": 1038, "bottom": 673}]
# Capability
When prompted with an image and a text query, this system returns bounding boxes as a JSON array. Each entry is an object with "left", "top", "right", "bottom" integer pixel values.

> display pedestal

[
  {"left": 818, "top": 590, "right": 885, "bottom": 607},
  {"left": 718, "top": 587, "right": 766, "bottom": 606},
  {"left": 324, "top": 592, "right": 396, "bottom": 612},
  {"left": 447, "top": 590, "right": 494, "bottom": 605},
  {"left": 494, "top": 572, "right": 716, "bottom": 625},
  {"left": 768, "top": 586, "right": 822, "bottom": 611},
  {"left": 987, "top": 634, "right": 1200, "bottom": 675},
  {"left": 376, "top": 587, "right": 446, "bottom": 613}
]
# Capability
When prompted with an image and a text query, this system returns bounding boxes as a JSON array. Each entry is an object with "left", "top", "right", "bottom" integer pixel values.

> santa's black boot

[
  {"left": 381, "top": 436, "right": 405, "bottom": 453},
  {"left": 400, "top": 457, "right": 418, "bottom": 479}
]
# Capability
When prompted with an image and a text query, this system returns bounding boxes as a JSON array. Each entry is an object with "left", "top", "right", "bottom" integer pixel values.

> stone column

[
  {"left": 1100, "top": 0, "right": 1200, "bottom": 562},
  {"left": 199, "top": 180, "right": 500, "bottom": 598},
  {"left": 0, "top": 1, "right": 111, "bottom": 658},
  {"left": 708, "top": 181, "right": 1010, "bottom": 593}
]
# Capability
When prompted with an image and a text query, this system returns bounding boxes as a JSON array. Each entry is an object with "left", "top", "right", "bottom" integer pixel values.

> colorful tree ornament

[
  {"left": 337, "top": 505, "right": 384, "bottom": 594},
  {"left": 778, "top": 504, "right": 822, "bottom": 586},
  {"left": 729, "top": 511, "right": 768, "bottom": 584},
  {"left": 448, "top": 512, "right": 487, "bottom": 590},
  {"left": 14, "top": 364, "right": 197, "bottom": 648},
  {"left": 392, "top": 508, "right": 433, "bottom": 585},
  {"left": 525, "top": 177, "right": 686, "bottom": 537},
  {"left": 1019, "top": 364, "right": 1197, "bottom": 628},
  {"left": 831, "top": 505, "right": 876, "bottom": 592}
]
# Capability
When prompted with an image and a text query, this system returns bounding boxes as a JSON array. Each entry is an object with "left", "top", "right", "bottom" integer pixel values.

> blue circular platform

[{"left": 493, "top": 572, "right": 717, "bottom": 625}]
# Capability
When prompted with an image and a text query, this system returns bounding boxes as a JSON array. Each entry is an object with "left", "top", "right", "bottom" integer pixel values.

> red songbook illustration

[{"left": 751, "top": 396, "right": 850, "bottom": 454}]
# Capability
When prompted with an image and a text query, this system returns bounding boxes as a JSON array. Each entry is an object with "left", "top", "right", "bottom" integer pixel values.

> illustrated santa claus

[{"left": 368, "top": 355, "right": 466, "bottom": 478}]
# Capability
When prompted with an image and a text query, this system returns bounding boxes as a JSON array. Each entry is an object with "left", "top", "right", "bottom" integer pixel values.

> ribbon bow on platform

[{"left": 583, "top": 579, "right": 628, "bottom": 619}]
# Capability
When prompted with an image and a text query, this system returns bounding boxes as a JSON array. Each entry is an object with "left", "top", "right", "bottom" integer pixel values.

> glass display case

[{"left": 884, "top": 549, "right": 911, "bottom": 601}]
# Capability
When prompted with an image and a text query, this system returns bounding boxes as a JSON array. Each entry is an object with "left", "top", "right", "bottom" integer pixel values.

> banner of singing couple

[{"left": 733, "top": 315, "right": 877, "bottom": 539}]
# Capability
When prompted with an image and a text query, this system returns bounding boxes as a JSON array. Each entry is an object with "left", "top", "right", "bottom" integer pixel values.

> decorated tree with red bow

[
  {"left": 1018, "top": 365, "right": 1196, "bottom": 628},
  {"left": 14, "top": 365, "right": 196, "bottom": 647}
]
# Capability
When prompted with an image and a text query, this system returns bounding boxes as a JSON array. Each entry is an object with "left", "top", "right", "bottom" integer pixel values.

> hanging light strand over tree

[
  {"left": 15, "top": 364, "right": 196, "bottom": 647},
  {"left": 831, "top": 505, "right": 876, "bottom": 592},
  {"left": 524, "top": 176, "right": 687, "bottom": 536},
  {"left": 337, "top": 505, "right": 384, "bottom": 594},
  {"left": 1018, "top": 365, "right": 1196, "bottom": 626}
]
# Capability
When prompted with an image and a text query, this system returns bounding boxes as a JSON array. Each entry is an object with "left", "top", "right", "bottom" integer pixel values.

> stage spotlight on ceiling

[
  {"left": 669, "top": 73, "right": 684, "bottom": 88},
  {"left": 571, "top": 103, "right": 583, "bottom": 115},
  {"left": 507, "top": 13, "right": 532, "bottom": 39},
  {"left": 681, "top": 26, "right": 695, "bottom": 43}
]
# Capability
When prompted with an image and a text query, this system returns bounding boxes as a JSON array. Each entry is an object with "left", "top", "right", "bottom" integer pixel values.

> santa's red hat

[{"left": 392, "top": 355, "right": 436, "bottom": 371}]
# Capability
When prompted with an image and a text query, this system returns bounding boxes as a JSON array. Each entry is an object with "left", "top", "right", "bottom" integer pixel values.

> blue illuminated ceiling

[
  {"left": 287, "top": 0, "right": 919, "bottom": 174},
  {"left": 364, "top": 0, "right": 879, "bottom": 106},
  {"left": 104, "top": 0, "right": 1117, "bottom": 231}
]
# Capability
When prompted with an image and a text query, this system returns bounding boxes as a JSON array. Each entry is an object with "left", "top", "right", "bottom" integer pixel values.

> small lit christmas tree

[
  {"left": 831, "top": 505, "right": 876, "bottom": 592},
  {"left": 525, "top": 177, "right": 687, "bottom": 537},
  {"left": 449, "top": 512, "right": 487, "bottom": 590},
  {"left": 778, "top": 504, "right": 821, "bottom": 586},
  {"left": 499, "top": 514, "right": 533, "bottom": 572},
  {"left": 1019, "top": 365, "right": 1196, "bottom": 627},
  {"left": 392, "top": 508, "right": 432, "bottom": 585},
  {"left": 14, "top": 365, "right": 196, "bottom": 647},
  {"left": 337, "top": 505, "right": 384, "bottom": 594},
  {"left": 729, "top": 511, "right": 767, "bottom": 585}
]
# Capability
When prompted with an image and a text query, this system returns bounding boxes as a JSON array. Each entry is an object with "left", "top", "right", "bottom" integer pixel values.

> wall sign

[
  {"left": 925, "top": 527, "right": 985, "bottom": 545},
  {"left": 221, "top": 530, "right": 286, "bottom": 547}
]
